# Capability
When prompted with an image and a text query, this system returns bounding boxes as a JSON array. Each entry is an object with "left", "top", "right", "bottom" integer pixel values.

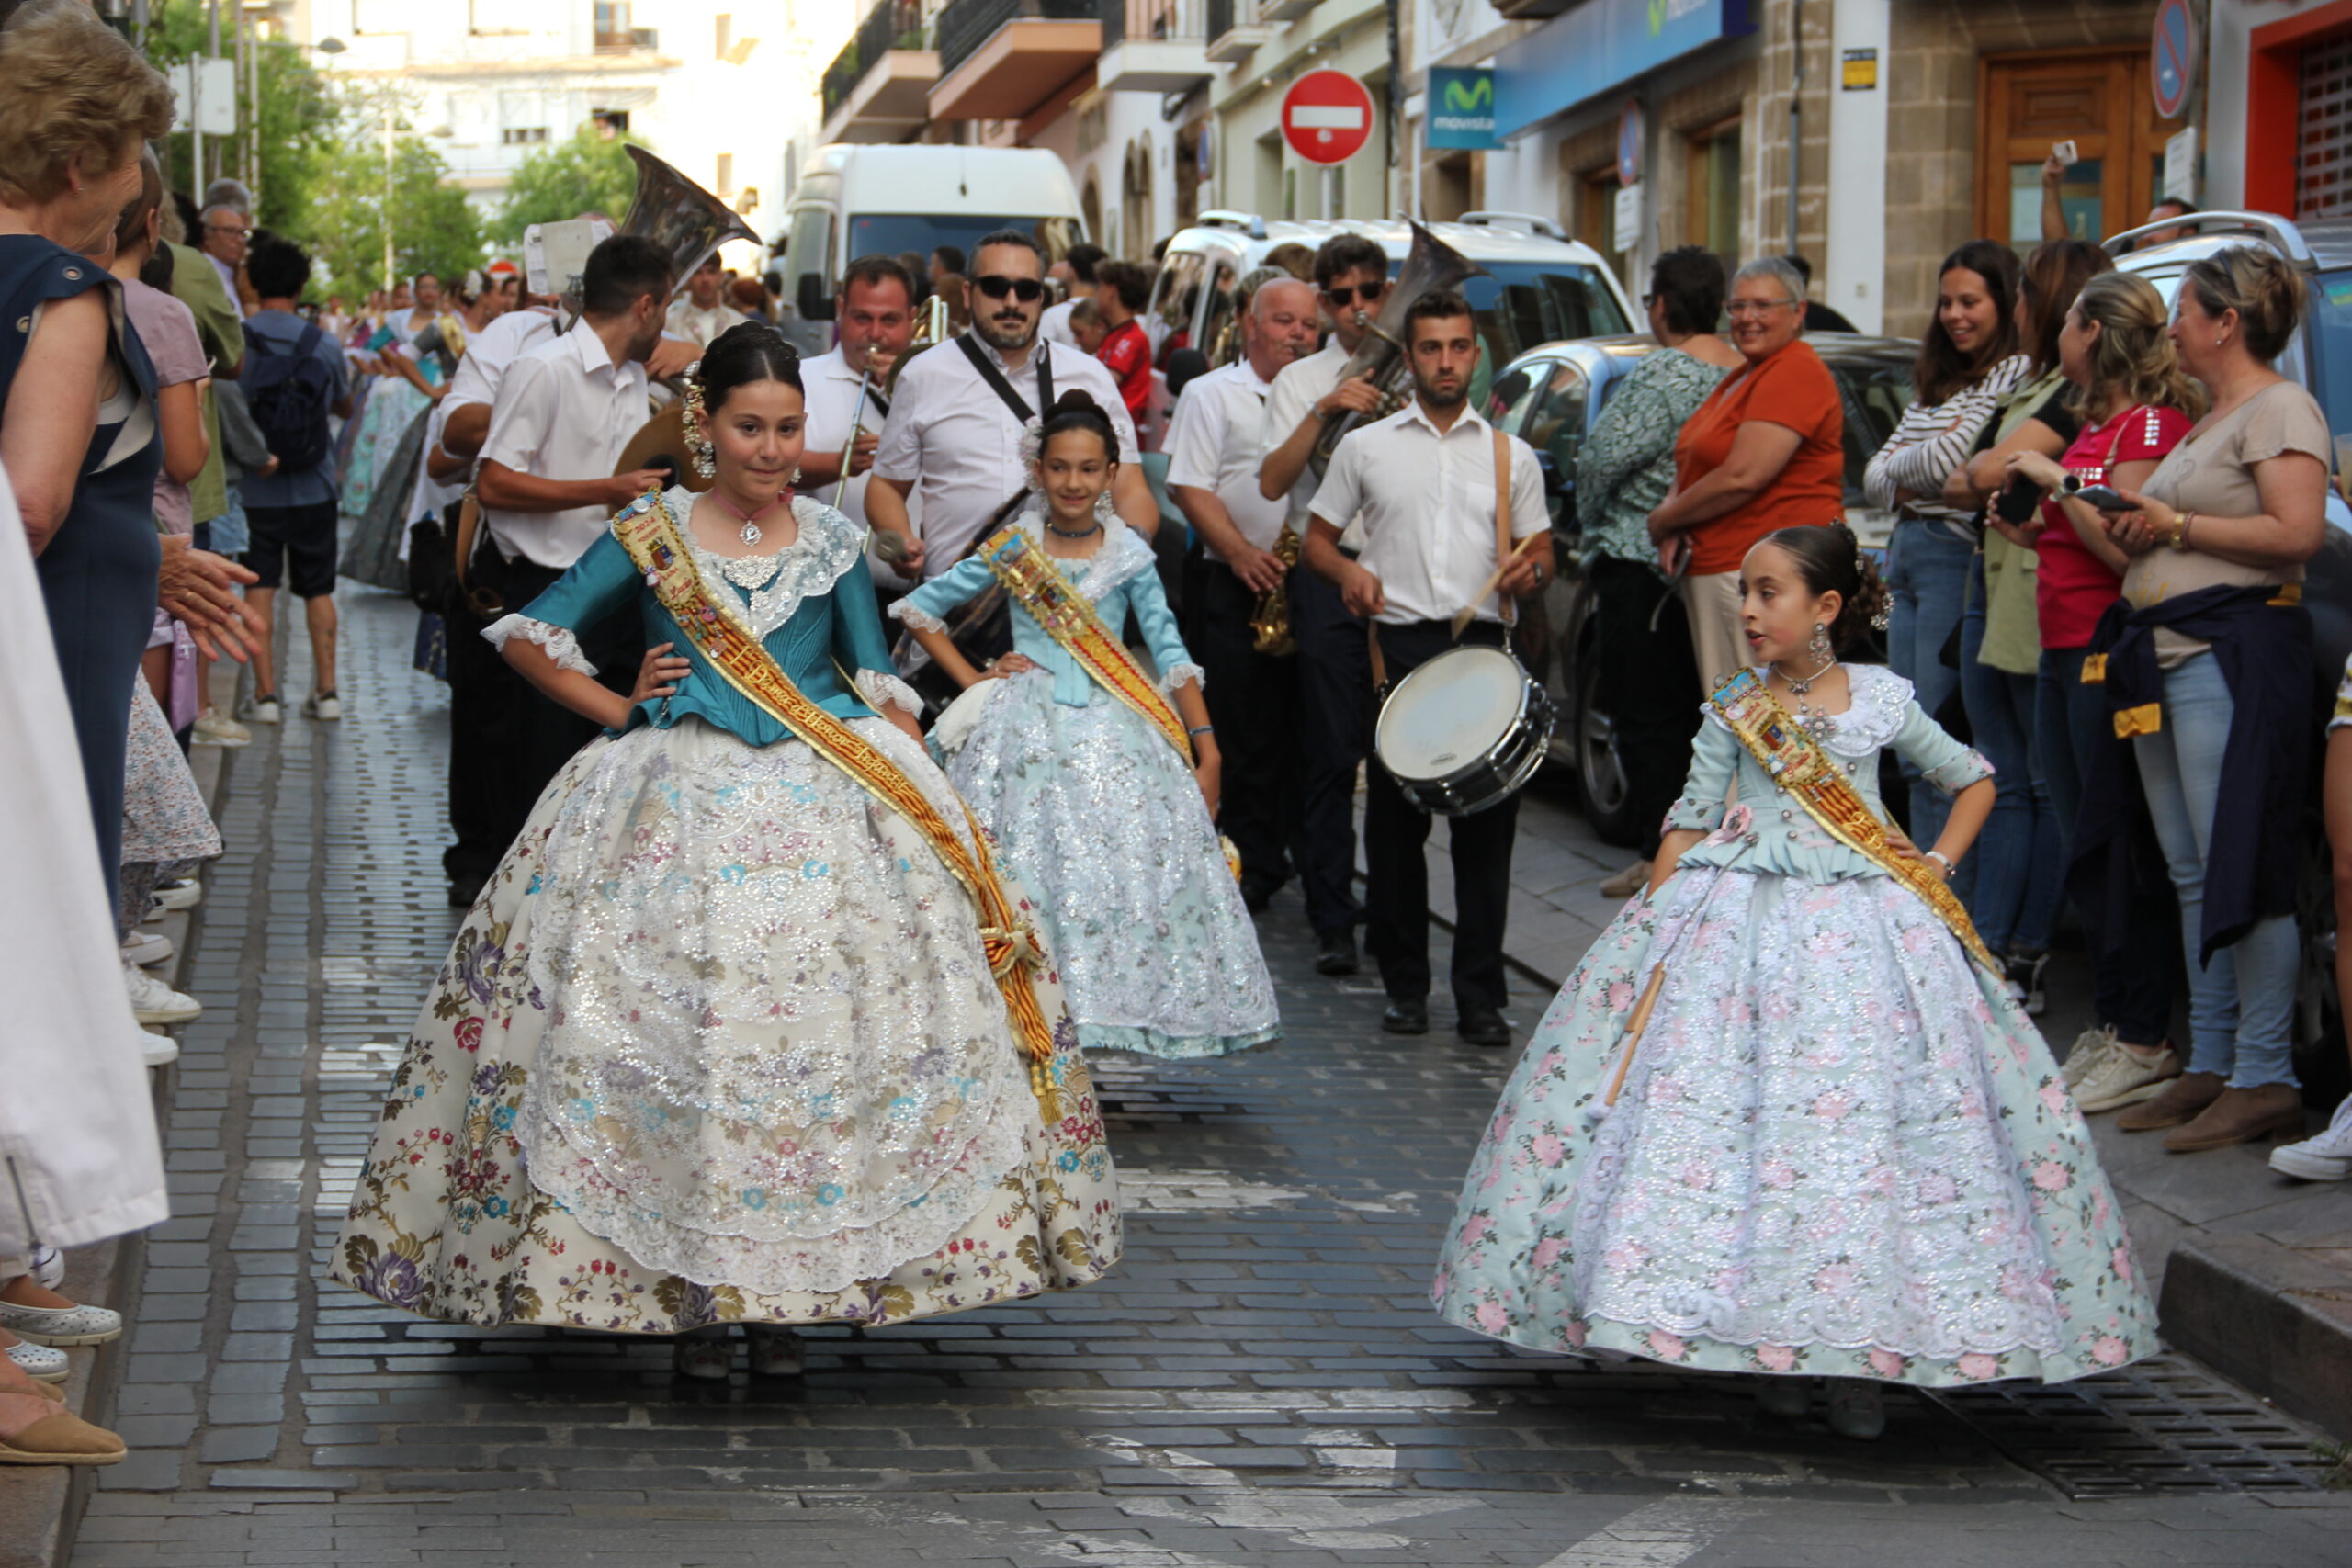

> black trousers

[
  {"left": 442, "top": 549, "right": 643, "bottom": 887},
  {"left": 1291, "top": 564, "right": 1371, "bottom": 939},
  {"left": 1589, "top": 554, "right": 1704, "bottom": 859},
  {"left": 1187, "top": 561, "right": 1305, "bottom": 895},
  {"left": 1363, "top": 618, "right": 1520, "bottom": 1011}
]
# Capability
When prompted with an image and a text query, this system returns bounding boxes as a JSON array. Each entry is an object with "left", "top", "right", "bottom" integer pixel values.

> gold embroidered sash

[
  {"left": 977, "top": 524, "right": 1193, "bottom": 761},
  {"left": 612, "top": 491, "right": 1060, "bottom": 1090},
  {"left": 1708, "top": 669, "right": 1999, "bottom": 974}
]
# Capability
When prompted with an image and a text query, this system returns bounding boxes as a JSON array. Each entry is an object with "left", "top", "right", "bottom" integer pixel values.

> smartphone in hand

[
  {"left": 2052, "top": 140, "right": 2078, "bottom": 167},
  {"left": 2072, "top": 483, "right": 2133, "bottom": 512}
]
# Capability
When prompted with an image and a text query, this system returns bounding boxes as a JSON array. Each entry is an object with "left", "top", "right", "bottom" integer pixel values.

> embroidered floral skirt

[
  {"left": 1432, "top": 865, "right": 2159, "bottom": 1387},
  {"left": 937, "top": 671, "right": 1280, "bottom": 1062},
  {"left": 331, "top": 716, "right": 1121, "bottom": 1332}
]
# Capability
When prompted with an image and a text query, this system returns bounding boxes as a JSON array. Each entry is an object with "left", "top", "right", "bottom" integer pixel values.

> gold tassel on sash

[{"left": 611, "top": 491, "right": 1063, "bottom": 1101}]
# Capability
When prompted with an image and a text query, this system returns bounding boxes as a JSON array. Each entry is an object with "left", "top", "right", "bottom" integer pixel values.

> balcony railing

[
  {"left": 1103, "top": 0, "right": 1206, "bottom": 48},
  {"left": 1205, "top": 0, "right": 1231, "bottom": 44},
  {"left": 935, "top": 0, "right": 1097, "bottom": 81},
  {"left": 821, "top": 0, "right": 931, "bottom": 119}
]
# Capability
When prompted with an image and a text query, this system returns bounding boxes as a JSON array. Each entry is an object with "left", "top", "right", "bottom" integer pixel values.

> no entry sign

[
  {"left": 2152, "top": 0, "right": 2196, "bottom": 121},
  {"left": 1283, "top": 70, "right": 1374, "bottom": 165}
]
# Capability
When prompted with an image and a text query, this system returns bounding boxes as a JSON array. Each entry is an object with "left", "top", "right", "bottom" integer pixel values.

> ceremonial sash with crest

[
  {"left": 611, "top": 491, "right": 1061, "bottom": 1095},
  {"left": 1707, "top": 668, "right": 1999, "bottom": 975},
  {"left": 976, "top": 524, "right": 1193, "bottom": 761}
]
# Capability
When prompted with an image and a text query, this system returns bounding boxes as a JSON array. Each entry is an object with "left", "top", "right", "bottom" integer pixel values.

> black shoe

[
  {"left": 1382, "top": 998, "right": 1429, "bottom": 1035},
  {"left": 1456, "top": 1006, "right": 1511, "bottom": 1048},
  {"left": 1315, "top": 930, "right": 1359, "bottom": 976},
  {"left": 1240, "top": 876, "right": 1280, "bottom": 914},
  {"left": 448, "top": 875, "right": 485, "bottom": 908}
]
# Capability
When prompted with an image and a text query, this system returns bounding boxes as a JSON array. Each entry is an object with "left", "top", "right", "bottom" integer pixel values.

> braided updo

[
  {"left": 695, "top": 319, "right": 802, "bottom": 411},
  {"left": 1756, "top": 523, "right": 1888, "bottom": 651}
]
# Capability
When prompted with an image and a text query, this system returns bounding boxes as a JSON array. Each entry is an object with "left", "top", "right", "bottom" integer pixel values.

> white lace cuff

[
  {"left": 854, "top": 669, "right": 923, "bottom": 716},
  {"left": 888, "top": 599, "right": 948, "bottom": 635},
  {"left": 482, "top": 614, "right": 596, "bottom": 677},
  {"left": 1159, "top": 660, "right": 1207, "bottom": 694}
]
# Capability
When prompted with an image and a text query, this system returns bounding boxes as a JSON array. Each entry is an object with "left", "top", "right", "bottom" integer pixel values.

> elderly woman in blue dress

[
  {"left": 892, "top": 390, "right": 1279, "bottom": 1063},
  {"left": 331, "top": 323, "right": 1120, "bottom": 1381}
]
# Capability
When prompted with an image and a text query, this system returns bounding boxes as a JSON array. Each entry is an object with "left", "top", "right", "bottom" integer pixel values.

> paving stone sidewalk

[{"left": 65, "top": 588, "right": 2352, "bottom": 1566}]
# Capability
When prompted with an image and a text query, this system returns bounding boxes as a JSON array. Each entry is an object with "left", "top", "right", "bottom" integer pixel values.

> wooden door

[{"left": 1977, "top": 49, "right": 2183, "bottom": 246}]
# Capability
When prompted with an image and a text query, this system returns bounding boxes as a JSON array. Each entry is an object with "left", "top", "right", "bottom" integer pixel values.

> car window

[
  {"left": 2307, "top": 269, "right": 2352, "bottom": 459},
  {"left": 1151, "top": 253, "right": 1208, "bottom": 356},
  {"left": 1459, "top": 264, "right": 1633, "bottom": 367},
  {"left": 1826, "top": 357, "right": 1916, "bottom": 498},
  {"left": 1486, "top": 360, "right": 1547, "bottom": 434},
  {"left": 1523, "top": 360, "right": 1591, "bottom": 477}
]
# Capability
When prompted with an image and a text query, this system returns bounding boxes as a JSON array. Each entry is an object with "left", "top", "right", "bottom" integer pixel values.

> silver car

[{"left": 1484, "top": 333, "right": 1917, "bottom": 844}]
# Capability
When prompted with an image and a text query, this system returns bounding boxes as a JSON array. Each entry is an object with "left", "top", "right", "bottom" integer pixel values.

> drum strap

[
  {"left": 1367, "top": 623, "right": 1387, "bottom": 693},
  {"left": 1491, "top": 427, "right": 1515, "bottom": 632}
]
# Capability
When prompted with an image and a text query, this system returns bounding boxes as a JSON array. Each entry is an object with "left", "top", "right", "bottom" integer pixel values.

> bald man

[{"left": 1166, "top": 276, "right": 1322, "bottom": 923}]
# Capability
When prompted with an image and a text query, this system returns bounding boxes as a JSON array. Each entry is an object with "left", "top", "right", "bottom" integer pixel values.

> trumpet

[
  {"left": 1248, "top": 525, "right": 1303, "bottom": 657},
  {"left": 831, "top": 292, "right": 951, "bottom": 508}
]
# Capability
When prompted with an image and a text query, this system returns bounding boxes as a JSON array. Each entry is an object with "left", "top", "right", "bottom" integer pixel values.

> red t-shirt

[
  {"left": 2033, "top": 403, "right": 2194, "bottom": 649},
  {"left": 1099, "top": 319, "right": 1151, "bottom": 422}
]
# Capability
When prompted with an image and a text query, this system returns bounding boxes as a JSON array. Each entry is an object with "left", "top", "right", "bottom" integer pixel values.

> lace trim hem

[
  {"left": 888, "top": 600, "right": 948, "bottom": 635},
  {"left": 482, "top": 615, "right": 595, "bottom": 677},
  {"left": 1159, "top": 660, "right": 1206, "bottom": 695},
  {"left": 854, "top": 669, "right": 923, "bottom": 716}
]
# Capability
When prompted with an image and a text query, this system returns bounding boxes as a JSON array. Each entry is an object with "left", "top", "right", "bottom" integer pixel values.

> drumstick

[{"left": 1451, "top": 533, "right": 1542, "bottom": 641}]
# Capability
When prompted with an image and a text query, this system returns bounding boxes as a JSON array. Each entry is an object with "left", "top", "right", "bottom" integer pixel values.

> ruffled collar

[
  {"left": 1705, "top": 662, "right": 1911, "bottom": 759},
  {"left": 661, "top": 487, "right": 866, "bottom": 640},
  {"left": 1012, "top": 501, "right": 1153, "bottom": 603}
]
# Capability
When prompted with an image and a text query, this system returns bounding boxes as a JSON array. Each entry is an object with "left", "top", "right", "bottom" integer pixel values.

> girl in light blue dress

[
  {"left": 1432, "top": 525, "right": 2156, "bottom": 1438},
  {"left": 893, "top": 390, "right": 1279, "bottom": 1062}
]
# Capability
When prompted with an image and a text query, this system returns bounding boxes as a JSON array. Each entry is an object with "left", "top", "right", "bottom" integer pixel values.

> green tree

[
  {"left": 304, "top": 131, "right": 485, "bottom": 302},
  {"left": 141, "top": 3, "right": 339, "bottom": 241},
  {"left": 490, "top": 126, "right": 640, "bottom": 246}
]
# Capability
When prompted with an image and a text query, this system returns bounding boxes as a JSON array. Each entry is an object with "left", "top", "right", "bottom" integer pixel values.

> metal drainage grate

[{"left": 1930, "top": 1353, "right": 2339, "bottom": 1498}]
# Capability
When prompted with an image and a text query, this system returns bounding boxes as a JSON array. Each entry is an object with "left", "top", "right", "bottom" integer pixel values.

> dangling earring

[
  {"left": 1808, "top": 622, "right": 1834, "bottom": 668},
  {"left": 688, "top": 429, "right": 716, "bottom": 480},
  {"left": 788, "top": 465, "right": 802, "bottom": 490},
  {"left": 679, "top": 367, "right": 715, "bottom": 480},
  {"left": 1093, "top": 490, "right": 1115, "bottom": 525}
]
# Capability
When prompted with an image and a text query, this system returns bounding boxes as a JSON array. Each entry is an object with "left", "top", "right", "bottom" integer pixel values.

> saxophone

[{"left": 1248, "top": 525, "right": 1303, "bottom": 657}]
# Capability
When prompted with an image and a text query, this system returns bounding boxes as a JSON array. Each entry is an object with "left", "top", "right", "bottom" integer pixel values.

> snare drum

[{"left": 1374, "top": 645, "right": 1555, "bottom": 817}]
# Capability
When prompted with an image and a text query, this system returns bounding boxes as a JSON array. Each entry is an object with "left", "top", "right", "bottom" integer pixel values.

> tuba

[
  {"left": 1308, "top": 220, "right": 1488, "bottom": 475},
  {"left": 566, "top": 145, "right": 761, "bottom": 331}
]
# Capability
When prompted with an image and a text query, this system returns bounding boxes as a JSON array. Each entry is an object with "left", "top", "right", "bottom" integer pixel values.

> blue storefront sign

[
  {"left": 1428, "top": 67, "right": 1502, "bottom": 151},
  {"left": 1494, "top": 0, "right": 1757, "bottom": 141}
]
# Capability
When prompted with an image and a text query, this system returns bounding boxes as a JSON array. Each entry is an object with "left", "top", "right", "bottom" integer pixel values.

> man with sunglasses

[
  {"left": 870, "top": 229, "right": 1155, "bottom": 580},
  {"left": 1252, "top": 233, "right": 1390, "bottom": 979}
]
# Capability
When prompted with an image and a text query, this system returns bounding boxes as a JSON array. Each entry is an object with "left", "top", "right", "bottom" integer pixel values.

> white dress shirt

[
  {"left": 1164, "top": 359, "right": 1285, "bottom": 560},
  {"left": 1307, "top": 401, "right": 1548, "bottom": 627},
  {"left": 443, "top": 307, "right": 556, "bottom": 417},
  {"left": 1037, "top": 298, "right": 1080, "bottom": 347},
  {"left": 799, "top": 347, "right": 922, "bottom": 580},
  {"left": 873, "top": 333, "right": 1138, "bottom": 577},
  {"left": 209, "top": 253, "right": 243, "bottom": 321},
  {"left": 1261, "top": 339, "right": 1355, "bottom": 538},
  {"left": 478, "top": 324, "right": 650, "bottom": 570},
  {"left": 665, "top": 298, "right": 743, "bottom": 348}
]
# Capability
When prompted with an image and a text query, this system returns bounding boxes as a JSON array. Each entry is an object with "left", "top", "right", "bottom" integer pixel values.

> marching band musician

[
  {"left": 1257, "top": 234, "right": 1391, "bottom": 978},
  {"left": 1302, "top": 289, "right": 1550, "bottom": 1049},
  {"left": 1166, "top": 277, "right": 1318, "bottom": 916},
  {"left": 867, "top": 229, "right": 1157, "bottom": 581},
  {"left": 797, "top": 254, "right": 921, "bottom": 571}
]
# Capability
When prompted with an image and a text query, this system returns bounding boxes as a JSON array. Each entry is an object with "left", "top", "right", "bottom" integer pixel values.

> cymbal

[{"left": 614, "top": 402, "right": 708, "bottom": 493}]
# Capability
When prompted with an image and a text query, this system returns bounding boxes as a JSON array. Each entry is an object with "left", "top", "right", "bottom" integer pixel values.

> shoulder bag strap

[{"left": 954, "top": 333, "right": 1035, "bottom": 423}]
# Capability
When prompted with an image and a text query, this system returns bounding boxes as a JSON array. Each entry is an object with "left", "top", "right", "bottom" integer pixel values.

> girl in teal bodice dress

[
  {"left": 332, "top": 324, "right": 1120, "bottom": 1380},
  {"left": 891, "top": 392, "right": 1279, "bottom": 1062},
  {"left": 1431, "top": 526, "right": 2157, "bottom": 1438}
]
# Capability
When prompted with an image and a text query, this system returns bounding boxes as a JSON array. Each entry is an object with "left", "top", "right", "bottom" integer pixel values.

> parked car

[
  {"left": 2108, "top": 210, "right": 2352, "bottom": 1092},
  {"left": 1484, "top": 333, "right": 1917, "bottom": 844}
]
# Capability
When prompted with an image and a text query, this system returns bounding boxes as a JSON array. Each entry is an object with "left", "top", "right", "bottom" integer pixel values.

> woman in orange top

[{"left": 1648, "top": 256, "right": 1846, "bottom": 685}]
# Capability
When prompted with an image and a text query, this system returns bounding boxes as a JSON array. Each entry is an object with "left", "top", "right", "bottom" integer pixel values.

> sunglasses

[
  {"left": 1323, "top": 280, "right": 1388, "bottom": 308},
  {"left": 973, "top": 274, "right": 1045, "bottom": 303}
]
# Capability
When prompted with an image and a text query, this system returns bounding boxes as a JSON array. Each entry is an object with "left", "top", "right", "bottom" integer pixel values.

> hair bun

[{"left": 1049, "top": 389, "right": 1101, "bottom": 415}]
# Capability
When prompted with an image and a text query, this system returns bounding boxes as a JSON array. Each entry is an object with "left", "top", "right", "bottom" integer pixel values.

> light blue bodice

[
  {"left": 501, "top": 489, "right": 898, "bottom": 745},
  {"left": 1666, "top": 664, "right": 1993, "bottom": 882},
  {"left": 892, "top": 512, "right": 1202, "bottom": 708}
]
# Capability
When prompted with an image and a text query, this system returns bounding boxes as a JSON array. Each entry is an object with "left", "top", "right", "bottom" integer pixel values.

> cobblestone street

[{"left": 69, "top": 589, "right": 2352, "bottom": 1565}]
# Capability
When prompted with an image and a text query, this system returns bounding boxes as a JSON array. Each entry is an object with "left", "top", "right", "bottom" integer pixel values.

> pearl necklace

[{"left": 1772, "top": 654, "right": 1841, "bottom": 740}]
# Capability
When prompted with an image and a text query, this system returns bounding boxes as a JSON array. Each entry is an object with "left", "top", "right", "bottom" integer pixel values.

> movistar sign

[
  {"left": 1429, "top": 67, "right": 1500, "bottom": 151},
  {"left": 1497, "top": 0, "right": 1754, "bottom": 140}
]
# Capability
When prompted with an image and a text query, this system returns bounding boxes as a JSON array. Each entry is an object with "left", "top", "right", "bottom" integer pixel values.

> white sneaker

[
  {"left": 192, "top": 711, "right": 251, "bottom": 747},
  {"left": 243, "top": 694, "right": 282, "bottom": 725},
  {"left": 303, "top": 689, "right": 343, "bottom": 721},
  {"left": 5, "top": 1339, "right": 68, "bottom": 1383},
  {"left": 139, "top": 1029, "right": 179, "bottom": 1068},
  {"left": 2074, "top": 1042, "right": 2183, "bottom": 1113},
  {"left": 153, "top": 877, "right": 201, "bottom": 912},
  {"left": 0, "top": 1298, "right": 123, "bottom": 1348},
  {"left": 124, "top": 965, "right": 200, "bottom": 1025},
  {"left": 2061, "top": 1027, "right": 2120, "bottom": 1090},
  {"left": 2271, "top": 1095, "right": 2352, "bottom": 1181},
  {"left": 119, "top": 930, "right": 172, "bottom": 967}
]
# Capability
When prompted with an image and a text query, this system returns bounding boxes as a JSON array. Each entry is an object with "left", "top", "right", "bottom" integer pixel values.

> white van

[
  {"left": 777, "top": 144, "right": 1090, "bottom": 355},
  {"left": 1145, "top": 212, "right": 1638, "bottom": 377}
]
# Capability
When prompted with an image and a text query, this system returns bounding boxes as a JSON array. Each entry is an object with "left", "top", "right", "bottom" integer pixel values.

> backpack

[{"left": 240, "top": 319, "right": 334, "bottom": 473}]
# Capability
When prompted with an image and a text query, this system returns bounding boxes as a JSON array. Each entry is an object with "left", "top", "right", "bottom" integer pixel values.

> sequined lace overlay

[
  {"left": 674, "top": 491, "right": 866, "bottom": 642},
  {"left": 516, "top": 716, "right": 1034, "bottom": 1296},
  {"left": 939, "top": 670, "right": 1280, "bottom": 1060}
]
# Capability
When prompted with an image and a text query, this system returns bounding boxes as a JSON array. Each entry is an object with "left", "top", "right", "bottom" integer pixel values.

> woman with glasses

[
  {"left": 1646, "top": 256, "right": 1847, "bottom": 687},
  {"left": 1866, "top": 241, "right": 2033, "bottom": 869}
]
